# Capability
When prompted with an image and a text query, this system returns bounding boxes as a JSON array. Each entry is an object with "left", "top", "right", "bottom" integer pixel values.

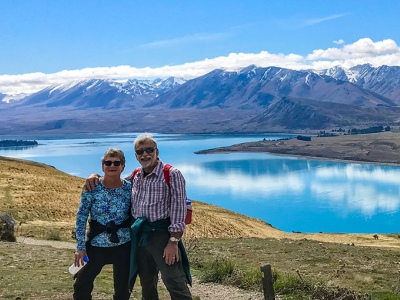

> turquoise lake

[{"left": 1, "top": 133, "right": 399, "bottom": 234}]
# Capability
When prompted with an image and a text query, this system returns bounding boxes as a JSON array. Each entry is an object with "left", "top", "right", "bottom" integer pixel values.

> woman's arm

[{"left": 75, "top": 192, "right": 92, "bottom": 251}]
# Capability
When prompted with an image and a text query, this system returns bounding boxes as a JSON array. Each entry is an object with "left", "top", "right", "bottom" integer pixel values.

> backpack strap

[
  {"left": 130, "top": 164, "right": 173, "bottom": 187},
  {"left": 130, "top": 167, "right": 141, "bottom": 183},
  {"left": 163, "top": 164, "right": 172, "bottom": 187}
]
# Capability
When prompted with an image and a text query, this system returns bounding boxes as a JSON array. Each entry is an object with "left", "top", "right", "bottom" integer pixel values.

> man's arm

[
  {"left": 164, "top": 167, "right": 186, "bottom": 265},
  {"left": 168, "top": 168, "right": 187, "bottom": 232}
]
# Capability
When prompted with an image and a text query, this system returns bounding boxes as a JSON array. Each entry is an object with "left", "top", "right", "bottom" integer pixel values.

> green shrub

[
  {"left": 237, "top": 269, "right": 262, "bottom": 291},
  {"left": 200, "top": 257, "right": 235, "bottom": 283},
  {"left": 273, "top": 271, "right": 314, "bottom": 295},
  {"left": 199, "top": 257, "right": 263, "bottom": 291},
  {"left": 371, "top": 292, "right": 400, "bottom": 300}
]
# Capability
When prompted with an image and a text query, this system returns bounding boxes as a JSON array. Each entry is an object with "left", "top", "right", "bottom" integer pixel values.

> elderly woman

[{"left": 73, "top": 148, "right": 132, "bottom": 300}]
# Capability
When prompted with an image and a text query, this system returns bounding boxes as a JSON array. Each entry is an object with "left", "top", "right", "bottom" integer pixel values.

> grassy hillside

[
  {"left": 1, "top": 156, "right": 400, "bottom": 299},
  {"left": 1, "top": 155, "right": 399, "bottom": 248}
]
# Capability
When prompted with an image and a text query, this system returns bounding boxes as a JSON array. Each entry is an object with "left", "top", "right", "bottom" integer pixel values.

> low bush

[
  {"left": 273, "top": 270, "right": 314, "bottom": 297},
  {"left": 200, "top": 257, "right": 235, "bottom": 284}
]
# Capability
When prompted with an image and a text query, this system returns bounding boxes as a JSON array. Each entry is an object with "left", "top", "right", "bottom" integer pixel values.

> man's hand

[
  {"left": 163, "top": 241, "right": 179, "bottom": 265},
  {"left": 83, "top": 174, "right": 100, "bottom": 192}
]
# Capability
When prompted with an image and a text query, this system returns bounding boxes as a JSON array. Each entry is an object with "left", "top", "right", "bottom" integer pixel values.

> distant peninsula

[
  {"left": 0, "top": 140, "right": 38, "bottom": 147},
  {"left": 195, "top": 131, "right": 400, "bottom": 166}
]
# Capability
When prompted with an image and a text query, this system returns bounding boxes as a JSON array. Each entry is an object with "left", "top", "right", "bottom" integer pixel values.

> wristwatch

[{"left": 169, "top": 237, "right": 180, "bottom": 243}]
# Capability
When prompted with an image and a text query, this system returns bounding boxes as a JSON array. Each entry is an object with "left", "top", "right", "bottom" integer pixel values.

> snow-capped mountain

[
  {"left": 316, "top": 64, "right": 400, "bottom": 101},
  {"left": 145, "top": 65, "right": 395, "bottom": 109},
  {"left": 2, "top": 65, "right": 400, "bottom": 134},
  {"left": 6, "top": 77, "right": 187, "bottom": 109}
]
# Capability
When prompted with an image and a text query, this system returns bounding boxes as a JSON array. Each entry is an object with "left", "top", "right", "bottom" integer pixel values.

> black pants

[
  {"left": 137, "top": 231, "right": 192, "bottom": 300},
  {"left": 73, "top": 242, "right": 131, "bottom": 300}
]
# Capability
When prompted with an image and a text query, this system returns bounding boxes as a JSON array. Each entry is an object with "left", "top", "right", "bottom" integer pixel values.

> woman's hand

[{"left": 74, "top": 250, "right": 88, "bottom": 267}]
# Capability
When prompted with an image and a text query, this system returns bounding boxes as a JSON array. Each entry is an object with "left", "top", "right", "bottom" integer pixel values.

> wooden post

[{"left": 260, "top": 264, "right": 275, "bottom": 300}]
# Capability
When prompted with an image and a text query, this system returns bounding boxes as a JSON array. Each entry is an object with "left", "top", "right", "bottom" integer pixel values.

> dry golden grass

[
  {"left": 1, "top": 155, "right": 399, "bottom": 250},
  {"left": 0, "top": 156, "right": 83, "bottom": 222}
]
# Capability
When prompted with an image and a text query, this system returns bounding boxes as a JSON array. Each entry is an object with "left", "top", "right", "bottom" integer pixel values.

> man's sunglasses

[
  {"left": 103, "top": 161, "right": 122, "bottom": 166},
  {"left": 135, "top": 147, "right": 157, "bottom": 155}
]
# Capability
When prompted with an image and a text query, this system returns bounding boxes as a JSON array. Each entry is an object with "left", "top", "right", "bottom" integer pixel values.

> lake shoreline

[
  {"left": 2, "top": 132, "right": 398, "bottom": 235},
  {"left": 195, "top": 131, "right": 400, "bottom": 166}
]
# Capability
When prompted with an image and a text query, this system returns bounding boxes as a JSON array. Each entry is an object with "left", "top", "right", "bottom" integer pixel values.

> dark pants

[
  {"left": 73, "top": 242, "right": 131, "bottom": 300},
  {"left": 137, "top": 231, "right": 192, "bottom": 300}
]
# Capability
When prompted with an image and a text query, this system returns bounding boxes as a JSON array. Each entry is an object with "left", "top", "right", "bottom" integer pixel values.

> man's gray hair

[{"left": 134, "top": 133, "right": 158, "bottom": 148}]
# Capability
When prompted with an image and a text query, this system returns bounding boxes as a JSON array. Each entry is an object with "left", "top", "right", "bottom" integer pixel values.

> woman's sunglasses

[
  {"left": 103, "top": 161, "right": 122, "bottom": 166},
  {"left": 135, "top": 147, "right": 157, "bottom": 155}
]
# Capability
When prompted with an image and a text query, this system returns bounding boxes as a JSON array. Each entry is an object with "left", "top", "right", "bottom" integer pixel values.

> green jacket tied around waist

[{"left": 129, "top": 217, "right": 192, "bottom": 291}]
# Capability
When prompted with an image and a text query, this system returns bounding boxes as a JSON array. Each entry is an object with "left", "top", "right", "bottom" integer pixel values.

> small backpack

[{"left": 130, "top": 164, "right": 192, "bottom": 224}]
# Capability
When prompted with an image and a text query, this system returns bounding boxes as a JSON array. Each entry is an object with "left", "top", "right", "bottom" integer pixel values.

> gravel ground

[{"left": 190, "top": 278, "right": 266, "bottom": 299}]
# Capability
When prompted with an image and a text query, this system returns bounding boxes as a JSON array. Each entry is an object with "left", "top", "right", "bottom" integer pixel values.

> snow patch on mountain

[{"left": 1, "top": 93, "right": 29, "bottom": 103}]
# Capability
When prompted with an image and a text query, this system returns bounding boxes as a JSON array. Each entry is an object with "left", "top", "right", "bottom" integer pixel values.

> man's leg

[
  {"left": 147, "top": 232, "right": 192, "bottom": 300},
  {"left": 137, "top": 243, "right": 159, "bottom": 300},
  {"left": 112, "top": 242, "right": 131, "bottom": 300},
  {"left": 160, "top": 273, "right": 192, "bottom": 300}
]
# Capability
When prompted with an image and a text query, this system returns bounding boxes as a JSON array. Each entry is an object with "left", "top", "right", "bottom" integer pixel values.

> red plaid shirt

[{"left": 130, "top": 160, "right": 186, "bottom": 233}]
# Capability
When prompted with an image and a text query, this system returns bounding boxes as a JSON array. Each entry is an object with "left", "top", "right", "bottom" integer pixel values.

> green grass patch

[{"left": 188, "top": 237, "right": 400, "bottom": 299}]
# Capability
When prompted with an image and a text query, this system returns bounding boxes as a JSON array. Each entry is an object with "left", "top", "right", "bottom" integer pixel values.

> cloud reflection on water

[
  {"left": 315, "top": 163, "right": 400, "bottom": 184},
  {"left": 179, "top": 164, "right": 305, "bottom": 197},
  {"left": 180, "top": 160, "right": 400, "bottom": 216}
]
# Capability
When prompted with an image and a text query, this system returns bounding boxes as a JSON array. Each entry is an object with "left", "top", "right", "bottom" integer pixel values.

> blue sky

[{"left": 1, "top": 0, "right": 400, "bottom": 96}]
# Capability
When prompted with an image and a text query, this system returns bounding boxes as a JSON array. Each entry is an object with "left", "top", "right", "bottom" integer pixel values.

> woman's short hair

[
  {"left": 101, "top": 148, "right": 125, "bottom": 165},
  {"left": 134, "top": 133, "right": 158, "bottom": 149}
]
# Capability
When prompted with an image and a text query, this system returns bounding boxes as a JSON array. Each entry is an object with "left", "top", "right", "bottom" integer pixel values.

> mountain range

[{"left": 1, "top": 64, "right": 400, "bottom": 134}]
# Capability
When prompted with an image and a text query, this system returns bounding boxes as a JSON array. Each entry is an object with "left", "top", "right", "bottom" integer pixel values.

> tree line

[{"left": 0, "top": 140, "right": 38, "bottom": 147}]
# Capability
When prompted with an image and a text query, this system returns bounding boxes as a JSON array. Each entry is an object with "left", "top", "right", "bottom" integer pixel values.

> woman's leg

[
  {"left": 112, "top": 242, "right": 131, "bottom": 300},
  {"left": 73, "top": 246, "right": 105, "bottom": 300}
]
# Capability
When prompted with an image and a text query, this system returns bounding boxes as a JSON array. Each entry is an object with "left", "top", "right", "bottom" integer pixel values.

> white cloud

[
  {"left": 303, "top": 13, "right": 348, "bottom": 26},
  {"left": 308, "top": 38, "right": 400, "bottom": 60},
  {"left": 1, "top": 38, "right": 400, "bottom": 96},
  {"left": 333, "top": 39, "right": 345, "bottom": 45},
  {"left": 137, "top": 32, "right": 230, "bottom": 49}
]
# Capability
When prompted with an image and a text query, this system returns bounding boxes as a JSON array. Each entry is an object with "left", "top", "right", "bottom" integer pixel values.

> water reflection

[
  {"left": 1, "top": 133, "right": 399, "bottom": 233},
  {"left": 0, "top": 145, "right": 38, "bottom": 151},
  {"left": 180, "top": 163, "right": 305, "bottom": 196},
  {"left": 181, "top": 159, "right": 400, "bottom": 219}
]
